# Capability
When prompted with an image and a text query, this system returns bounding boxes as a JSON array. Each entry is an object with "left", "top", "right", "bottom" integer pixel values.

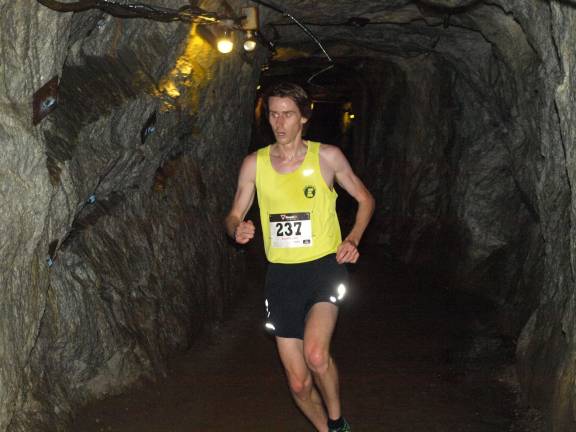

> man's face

[{"left": 268, "top": 96, "right": 308, "bottom": 145}]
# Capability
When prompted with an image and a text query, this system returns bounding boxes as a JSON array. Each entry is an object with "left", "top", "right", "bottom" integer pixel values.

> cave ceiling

[
  {"left": 258, "top": 0, "right": 490, "bottom": 54},
  {"left": 255, "top": 0, "right": 509, "bottom": 101}
]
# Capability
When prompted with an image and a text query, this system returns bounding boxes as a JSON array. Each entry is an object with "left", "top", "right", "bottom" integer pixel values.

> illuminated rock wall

[{"left": 0, "top": 1, "right": 262, "bottom": 430}]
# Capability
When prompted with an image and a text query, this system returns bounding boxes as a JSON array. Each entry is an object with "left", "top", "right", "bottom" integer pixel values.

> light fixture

[
  {"left": 243, "top": 30, "right": 257, "bottom": 52},
  {"left": 33, "top": 76, "right": 59, "bottom": 125},
  {"left": 216, "top": 27, "right": 234, "bottom": 54},
  {"left": 241, "top": 6, "right": 259, "bottom": 52}
]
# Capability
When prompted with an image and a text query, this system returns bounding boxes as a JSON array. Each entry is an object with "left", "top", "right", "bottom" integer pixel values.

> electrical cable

[
  {"left": 248, "top": 0, "right": 332, "bottom": 62},
  {"left": 247, "top": 0, "right": 334, "bottom": 83},
  {"left": 36, "top": 0, "right": 220, "bottom": 23},
  {"left": 306, "top": 63, "right": 335, "bottom": 85}
]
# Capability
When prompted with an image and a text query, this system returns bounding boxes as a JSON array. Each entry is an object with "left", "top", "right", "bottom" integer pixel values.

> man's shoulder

[
  {"left": 240, "top": 151, "right": 257, "bottom": 166},
  {"left": 249, "top": 145, "right": 272, "bottom": 160},
  {"left": 318, "top": 143, "right": 346, "bottom": 164},
  {"left": 239, "top": 151, "right": 258, "bottom": 179},
  {"left": 318, "top": 143, "right": 340, "bottom": 153}
]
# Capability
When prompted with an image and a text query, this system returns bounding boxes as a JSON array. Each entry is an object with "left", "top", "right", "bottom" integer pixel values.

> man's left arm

[{"left": 325, "top": 146, "right": 375, "bottom": 264}]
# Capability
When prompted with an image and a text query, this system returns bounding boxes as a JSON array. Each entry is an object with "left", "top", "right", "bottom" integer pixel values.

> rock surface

[{"left": 1, "top": 0, "right": 262, "bottom": 430}]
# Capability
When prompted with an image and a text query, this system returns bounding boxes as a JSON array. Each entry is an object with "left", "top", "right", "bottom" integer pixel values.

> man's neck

[{"left": 272, "top": 139, "right": 307, "bottom": 161}]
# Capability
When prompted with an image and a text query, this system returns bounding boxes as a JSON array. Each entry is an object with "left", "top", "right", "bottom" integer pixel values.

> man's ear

[{"left": 301, "top": 116, "right": 309, "bottom": 125}]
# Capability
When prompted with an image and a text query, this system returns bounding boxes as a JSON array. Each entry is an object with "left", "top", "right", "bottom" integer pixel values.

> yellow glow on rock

[
  {"left": 273, "top": 47, "right": 309, "bottom": 61},
  {"left": 155, "top": 24, "right": 216, "bottom": 112},
  {"left": 341, "top": 102, "right": 354, "bottom": 133},
  {"left": 342, "top": 111, "right": 352, "bottom": 133},
  {"left": 162, "top": 81, "right": 180, "bottom": 99}
]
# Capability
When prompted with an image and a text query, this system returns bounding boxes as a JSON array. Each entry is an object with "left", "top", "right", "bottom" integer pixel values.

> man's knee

[
  {"left": 288, "top": 373, "right": 313, "bottom": 398},
  {"left": 304, "top": 345, "right": 331, "bottom": 374}
]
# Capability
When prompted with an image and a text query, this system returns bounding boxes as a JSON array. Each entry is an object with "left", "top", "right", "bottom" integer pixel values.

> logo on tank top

[{"left": 303, "top": 185, "right": 316, "bottom": 198}]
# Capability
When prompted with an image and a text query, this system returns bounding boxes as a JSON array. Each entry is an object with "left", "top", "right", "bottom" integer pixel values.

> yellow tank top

[{"left": 256, "top": 141, "right": 342, "bottom": 263}]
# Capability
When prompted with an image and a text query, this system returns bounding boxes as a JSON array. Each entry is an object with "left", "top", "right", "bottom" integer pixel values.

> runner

[{"left": 225, "top": 82, "right": 374, "bottom": 432}]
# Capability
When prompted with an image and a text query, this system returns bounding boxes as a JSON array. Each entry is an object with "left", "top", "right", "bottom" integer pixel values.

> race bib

[{"left": 269, "top": 212, "right": 312, "bottom": 248}]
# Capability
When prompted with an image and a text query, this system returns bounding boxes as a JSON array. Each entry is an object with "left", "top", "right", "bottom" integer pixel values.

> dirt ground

[{"left": 72, "top": 245, "right": 543, "bottom": 432}]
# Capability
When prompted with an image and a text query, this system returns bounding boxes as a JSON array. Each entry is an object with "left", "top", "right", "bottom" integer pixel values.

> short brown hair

[{"left": 263, "top": 82, "right": 313, "bottom": 119}]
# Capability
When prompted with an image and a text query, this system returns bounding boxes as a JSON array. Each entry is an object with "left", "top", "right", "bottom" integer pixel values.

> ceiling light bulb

[
  {"left": 243, "top": 39, "right": 257, "bottom": 52},
  {"left": 243, "top": 30, "right": 257, "bottom": 52},
  {"left": 217, "top": 30, "right": 234, "bottom": 54},
  {"left": 217, "top": 37, "right": 233, "bottom": 53}
]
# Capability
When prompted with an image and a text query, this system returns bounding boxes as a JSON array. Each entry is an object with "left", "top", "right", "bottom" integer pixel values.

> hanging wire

[
  {"left": 307, "top": 63, "right": 335, "bottom": 84},
  {"left": 36, "top": 0, "right": 221, "bottom": 23},
  {"left": 247, "top": 0, "right": 334, "bottom": 83},
  {"left": 248, "top": 0, "right": 332, "bottom": 62}
]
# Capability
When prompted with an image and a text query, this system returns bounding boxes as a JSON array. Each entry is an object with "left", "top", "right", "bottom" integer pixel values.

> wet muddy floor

[{"left": 73, "top": 245, "right": 542, "bottom": 431}]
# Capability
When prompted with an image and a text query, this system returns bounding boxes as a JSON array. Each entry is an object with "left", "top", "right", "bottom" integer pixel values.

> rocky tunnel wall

[
  {"left": 266, "top": 1, "right": 576, "bottom": 430},
  {"left": 360, "top": 8, "right": 576, "bottom": 432},
  {"left": 0, "top": 1, "right": 263, "bottom": 430},
  {"left": 373, "top": 6, "right": 576, "bottom": 430}
]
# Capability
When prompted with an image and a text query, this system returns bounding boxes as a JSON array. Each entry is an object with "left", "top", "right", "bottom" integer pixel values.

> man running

[{"left": 225, "top": 82, "right": 374, "bottom": 432}]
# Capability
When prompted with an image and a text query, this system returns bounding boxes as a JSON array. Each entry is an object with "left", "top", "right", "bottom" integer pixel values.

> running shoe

[{"left": 329, "top": 418, "right": 351, "bottom": 432}]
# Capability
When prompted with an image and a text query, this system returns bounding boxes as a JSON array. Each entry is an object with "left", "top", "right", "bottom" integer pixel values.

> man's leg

[
  {"left": 303, "top": 302, "right": 341, "bottom": 421},
  {"left": 276, "top": 337, "right": 329, "bottom": 432}
]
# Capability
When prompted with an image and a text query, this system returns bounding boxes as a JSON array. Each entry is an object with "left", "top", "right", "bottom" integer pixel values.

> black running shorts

[{"left": 264, "top": 253, "right": 349, "bottom": 339}]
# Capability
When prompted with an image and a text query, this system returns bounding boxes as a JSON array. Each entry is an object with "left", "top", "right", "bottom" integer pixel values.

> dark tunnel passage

[
  {"left": 2, "top": 1, "right": 576, "bottom": 431},
  {"left": 255, "top": 46, "right": 543, "bottom": 337},
  {"left": 73, "top": 42, "right": 545, "bottom": 431}
]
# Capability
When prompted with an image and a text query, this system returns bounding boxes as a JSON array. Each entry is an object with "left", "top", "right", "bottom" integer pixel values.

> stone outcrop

[{"left": 0, "top": 1, "right": 262, "bottom": 430}]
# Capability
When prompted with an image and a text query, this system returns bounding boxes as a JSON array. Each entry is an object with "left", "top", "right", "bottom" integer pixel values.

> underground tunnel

[{"left": 1, "top": 0, "right": 576, "bottom": 431}]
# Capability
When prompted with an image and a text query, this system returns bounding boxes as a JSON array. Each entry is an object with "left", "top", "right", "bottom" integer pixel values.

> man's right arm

[{"left": 224, "top": 153, "right": 257, "bottom": 244}]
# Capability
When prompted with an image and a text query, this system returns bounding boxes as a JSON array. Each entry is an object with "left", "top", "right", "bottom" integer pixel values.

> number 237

[{"left": 275, "top": 222, "right": 302, "bottom": 237}]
